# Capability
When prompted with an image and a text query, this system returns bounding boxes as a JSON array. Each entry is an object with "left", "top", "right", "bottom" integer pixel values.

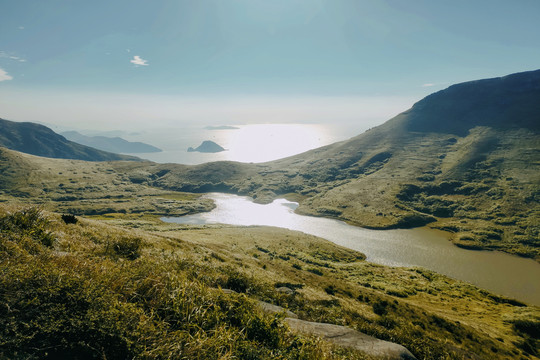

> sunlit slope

[
  {"left": 0, "top": 147, "right": 214, "bottom": 217},
  {"left": 1, "top": 70, "right": 538, "bottom": 258},
  {"left": 2, "top": 204, "right": 539, "bottom": 359},
  {"left": 152, "top": 70, "right": 540, "bottom": 258},
  {"left": 266, "top": 70, "right": 540, "bottom": 257}
]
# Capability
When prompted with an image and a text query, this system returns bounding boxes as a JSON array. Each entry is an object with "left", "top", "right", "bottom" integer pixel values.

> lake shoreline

[{"left": 163, "top": 193, "right": 540, "bottom": 306}]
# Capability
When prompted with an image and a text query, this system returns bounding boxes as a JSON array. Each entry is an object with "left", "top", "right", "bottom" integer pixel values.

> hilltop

[
  {"left": 0, "top": 70, "right": 539, "bottom": 358},
  {"left": 0, "top": 118, "right": 140, "bottom": 161},
  {"left": 150, "top": 69, "right": 540, "bottom": 259},
  {"left": 1, "top": 71, "right": 537, "bottom": 259}
]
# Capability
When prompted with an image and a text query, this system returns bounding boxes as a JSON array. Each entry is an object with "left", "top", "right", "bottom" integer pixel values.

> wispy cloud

[
  {"left": 130, "top": 55, "right": 148, "bottom": 66},
  {"left": 0, "top": 68, "right": 13, "bottom": 82},
  {"left": 422, "top": 83, "right": 435, "bottom": 87},
  {"left": 10, "top": 56, "right": 26, "bottom": 62},
  {"left": 0, "top": 51, "right": 26, "bottom": 62}
]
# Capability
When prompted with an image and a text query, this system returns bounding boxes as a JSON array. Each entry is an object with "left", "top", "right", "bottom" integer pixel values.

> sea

[{"left": 120, "top": 123, "right": 370, "bottom": 165}]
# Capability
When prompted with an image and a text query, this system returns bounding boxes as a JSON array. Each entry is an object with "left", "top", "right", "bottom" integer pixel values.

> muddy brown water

[{"left": 163, "top": 193, "right": 540, "bottom": 306}]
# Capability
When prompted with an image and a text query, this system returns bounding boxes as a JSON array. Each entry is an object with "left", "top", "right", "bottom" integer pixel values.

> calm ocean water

[{"left": 122, "top": 123, "right": 367, "bottom": 164}]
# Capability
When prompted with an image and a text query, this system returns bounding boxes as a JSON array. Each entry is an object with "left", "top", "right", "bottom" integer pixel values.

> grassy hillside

[
  {"left": 0, "top": 147, "right": 213, "bottom": 217},
  {"left": 146, "top": 70, "right": 540, "bottom": 259},
  {"left": 0, "top": 118, "right": 139, "bottom": 161},
  {"left": 0, "top": 143, "right": 539, "bottom": 357},
  {"left": 2, "top": 70, "right": 537, "bottom": 259},
  {"left": 1, "top": 146, "right": 539, "bottom": 358},
  {"left": 0, "top": 70, "right": 538, "bottom": 358},
  {"left": 1, "top": 205, "right": 538, "bottom": 359}
]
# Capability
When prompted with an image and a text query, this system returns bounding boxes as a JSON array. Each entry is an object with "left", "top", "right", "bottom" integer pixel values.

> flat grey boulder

[
  {"left": 276, "top": 286, "right": 296, "bottom": 295},
  {"left": 221, "top": 289, "right": 416, "bottom": 359},
  {"left": 221, "top": 289, "right": 237, "bottom": 294},
  {"left": 257, "top": 301, "right": 298, "bottom": 319},
  {"left": 285, "top": 318, "right": 417, "bottom": 360}
]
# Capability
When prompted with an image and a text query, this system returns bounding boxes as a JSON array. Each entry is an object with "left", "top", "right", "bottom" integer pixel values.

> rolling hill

[
  {"left": 0, "top": 144, "right": 538, "bottom": 359},
  {"left": 0, "top": 118, "right": 140, "bottom": 161},
  {"left": 0, "top": 70, "right": 538, "bottom": 258},
  {"left": 1, "top": 70, "right": 539, "bottom": 359},
  {"left": 61, "top": 130, "right": 162, "bottom": 154},
  {"left": 149, "top": 69, "right": 540, "bottom": 258}
]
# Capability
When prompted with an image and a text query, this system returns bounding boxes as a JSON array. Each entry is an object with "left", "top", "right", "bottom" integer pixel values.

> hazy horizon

[{"left": 1, "top": 0, "right": 539, "bottom": 134}]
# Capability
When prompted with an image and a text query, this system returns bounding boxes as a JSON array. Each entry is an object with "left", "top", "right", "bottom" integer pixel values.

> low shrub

[
  {"left": 510, "top": 319, "right": 540, "bottom": 338},
  {"left": 61, "top": 214, "right": 78, "bottom": 224},
  {"left": 106, "top": 236, "right": 143, "bottom": 260},
  {"left": 372, "top": 299, "right": 389, "bottom": 315},
  {"left": 0, "top": 207, "right": 55, "bottom": 248},
  {"left": 307, "top": 268, "right": 323, "bottom": 276},
  {"left": 324, "top": 285, "right": 337, "bottom": 295},
  {"left": 376, "top": 315, "right": 398, "bottom": 329},
  {"left": 275, "top": 282, "right": 304, "bottom": 290}
]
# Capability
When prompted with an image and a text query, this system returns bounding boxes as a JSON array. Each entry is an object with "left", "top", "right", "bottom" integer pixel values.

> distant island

[
  {"left": 1, "top": 70, "right": 540, "bottom": 360},
  {"left": 204, "top": 125, "right": 239, "bottom": 130},
  {"left": 187, "top": 140, "right": 226, "bottom": 153},
  {"left": 61, "top": 131, "right": 162, "bottom": 153}
]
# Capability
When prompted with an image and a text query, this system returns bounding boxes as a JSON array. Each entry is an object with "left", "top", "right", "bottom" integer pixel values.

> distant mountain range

[
  {"left": 61, "top": 131, "right": 162, "bottom": 154},
  {"left": 0, "top": 118, "right": 139, "bottom": 161}
]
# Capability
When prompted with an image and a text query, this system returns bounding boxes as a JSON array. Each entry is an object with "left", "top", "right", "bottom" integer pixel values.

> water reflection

[
  {"left": 163, "top": 193, "right": 540, "bottom": 306},
  {"left": 226, "top": 124, "right": 327, "bottom": 163},
  {"left": 127, "top": 123, "right": 341, "bottom": 164}
]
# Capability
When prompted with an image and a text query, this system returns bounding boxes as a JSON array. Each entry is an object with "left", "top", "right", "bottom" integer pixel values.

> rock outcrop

[
  {"left": 254, "top": 295, "right": 417, "bottom": 360},
  {"left": 188, "top": 140, "right": 226, "bottom": 153},
  {"left": 286, "top": 318, "right": 417, "bottom": 360}
]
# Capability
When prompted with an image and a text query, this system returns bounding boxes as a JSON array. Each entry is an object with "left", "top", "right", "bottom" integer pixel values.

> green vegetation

[
  {"left": 0, "top": 70, "right": 539, "bottom": 358},
  {"left": 0, "top": 147, "right": 214, "bottom": 218},
  {"left": 0, "top": 207, "right": 365, "bottom": 359},
  {"left": 134, "top": 71, "right": 540, "bottom": 260},
  {"left": 1, "top": 205, "right": 537, "bottom": 359},
  {"left": 2, "top": 104, "right": 539, "bottom": 261}
]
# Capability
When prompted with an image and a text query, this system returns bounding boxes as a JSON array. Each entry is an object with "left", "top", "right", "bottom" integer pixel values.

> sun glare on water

[{"left": 225, "top": 124, "right": 327, "bottom": 163}]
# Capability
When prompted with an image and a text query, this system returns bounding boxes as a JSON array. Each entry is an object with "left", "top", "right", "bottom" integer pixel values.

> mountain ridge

[
  {"left": 148, "top": 69, "right": 540, "bottom": 259},
  {"left": 61, "top": 130, "right": 162, "bottom": 154},
  {"left": 0, "top": 118, "right": 140, "bottom": 162},
  {"left": 402, "top": 69, "right": 540, "bottom": 135},
  {"left": 0, "top": 69, "right": 538, "bottom": 259}
]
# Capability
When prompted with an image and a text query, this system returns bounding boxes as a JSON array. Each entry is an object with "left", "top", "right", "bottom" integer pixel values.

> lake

[{"left": 162, "top": 193, "right": 540, "bottom": 306}]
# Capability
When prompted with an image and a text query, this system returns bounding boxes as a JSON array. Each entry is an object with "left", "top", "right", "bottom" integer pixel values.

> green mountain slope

[
  {"left": 403, "top": 69, "right": 540, "bottom": 135},
  {"left": 0, "top": 118, "right": 140, "bottom": 161},
  {"left": 1, "top": 71, "right": 539, "bottom": 359},
  {"left": 0, "top": 70, "right": 537, "bottom": 258},
  {"left": 150, "top": 70, "right": 540, "bottom": 259}
]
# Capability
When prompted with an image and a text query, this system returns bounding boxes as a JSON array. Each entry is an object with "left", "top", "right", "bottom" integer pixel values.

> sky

[{"left": 1, "top": 0, "right": 539, "bottom": 131}]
